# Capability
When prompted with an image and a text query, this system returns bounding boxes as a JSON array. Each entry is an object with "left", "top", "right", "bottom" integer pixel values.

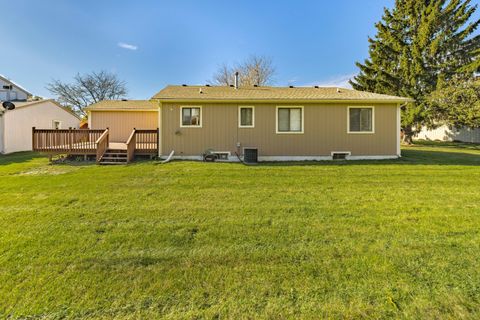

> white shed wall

[{"left": 1, "top": 101, "right": 79, "bottom": 153}]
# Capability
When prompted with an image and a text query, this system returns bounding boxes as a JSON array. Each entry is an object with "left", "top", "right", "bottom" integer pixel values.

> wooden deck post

[
  {"left": 32, "top": 127, "right": 36, "bottom": 151},
  {"left": 68, "top": 127, "right": 73, "bottom": 152},
  {"left": 157, "top": 127, "right": 160, "bottom": 158}
]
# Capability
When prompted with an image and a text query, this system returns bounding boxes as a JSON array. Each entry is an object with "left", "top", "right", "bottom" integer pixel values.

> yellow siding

[
  {"left": 161, "top": 103, "right": 398, "bottom": 157},
  {"left": 90, "top": 111, "right": 158, "bottom": 142}
]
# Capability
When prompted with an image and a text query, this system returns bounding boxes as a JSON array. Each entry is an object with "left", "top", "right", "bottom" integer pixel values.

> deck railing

[
  {"left": 32, "top": 128, "right": 106, "bottom": 154},
  {"left": 95, "top": 129, "right": 109, "bottom": 163},
  {"left": 135, "top": 129, "right": 159, "bottom": 155},
  {"left": 126, "top": 129, "right": 136, "bottom": 164}
]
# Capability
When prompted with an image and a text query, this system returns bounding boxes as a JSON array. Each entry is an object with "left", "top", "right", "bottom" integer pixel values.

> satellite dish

[{"left": 2, "top": 101, "right": 15, "bottom": 110}]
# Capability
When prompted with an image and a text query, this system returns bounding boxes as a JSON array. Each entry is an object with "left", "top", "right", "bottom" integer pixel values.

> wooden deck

[{"left": 32, "top": 128, "right": 159, "bottom": 163}]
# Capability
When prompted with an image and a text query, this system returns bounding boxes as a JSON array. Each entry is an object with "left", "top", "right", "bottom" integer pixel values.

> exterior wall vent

[{"left": 331, "top": 151, "right": 351, "bottom": 160}]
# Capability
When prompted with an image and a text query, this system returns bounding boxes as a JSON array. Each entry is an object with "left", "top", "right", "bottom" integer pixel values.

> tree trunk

[{"left": 402, "top": 125, "right": 414, "bottom": 144}]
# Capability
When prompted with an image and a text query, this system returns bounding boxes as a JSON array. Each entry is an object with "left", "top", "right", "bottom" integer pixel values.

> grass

[{"left": 1, "top": 142, "right": 480, "bottom": 319}]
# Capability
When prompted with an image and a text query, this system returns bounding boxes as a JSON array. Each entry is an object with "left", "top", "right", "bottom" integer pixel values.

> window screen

[
  {"left": 349, "top": 108, "right": 373, "bottom": 132},
  {"left": 278, "top": 108, "right": 302, "bottom": 132},
  {"left": 182, "top": 107, "right": 201, "bottom": 126},
  {"left": 240, "top": 107, "right": 253, "bottom": 126}
]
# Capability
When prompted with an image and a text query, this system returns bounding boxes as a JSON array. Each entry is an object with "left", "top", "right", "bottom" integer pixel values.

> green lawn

[{"left": 1, "top": 142, "right": 480, "bottom": 319}]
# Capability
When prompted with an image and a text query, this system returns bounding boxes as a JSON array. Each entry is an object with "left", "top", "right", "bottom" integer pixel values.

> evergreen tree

[
  {"left": 350, "top": 0, "right": 480, "bottom": 142},
  {"left": 429, "top": 75, "right": 480, "bottom": 128}
]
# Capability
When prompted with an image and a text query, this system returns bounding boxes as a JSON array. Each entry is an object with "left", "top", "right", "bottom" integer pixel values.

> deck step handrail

[
  {"left": 95, "top": 129, "right": 109, "bottom": 163},
  {"left": 134, "top": 128, "right": 159, "bottom": 155},
  {"left": 126, "top": 128, "right": 137, "bottom": 164}
]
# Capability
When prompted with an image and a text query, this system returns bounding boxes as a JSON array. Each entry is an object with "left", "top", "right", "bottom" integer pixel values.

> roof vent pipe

[{"left": 234, "top": 71, "right": 239, "bottom": 89}]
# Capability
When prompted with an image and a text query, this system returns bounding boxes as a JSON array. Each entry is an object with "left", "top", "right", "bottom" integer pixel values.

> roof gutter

[{"left": 152, "top": 98, "right": 414, "bottom": 104}]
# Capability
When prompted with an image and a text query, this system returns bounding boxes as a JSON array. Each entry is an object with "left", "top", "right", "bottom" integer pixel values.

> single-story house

[
  {"left": 75, "top": 85, "right": 411, "bottom": 162},
  {"left": 1, "top": 99, "right": 80, "bottom": 154}
]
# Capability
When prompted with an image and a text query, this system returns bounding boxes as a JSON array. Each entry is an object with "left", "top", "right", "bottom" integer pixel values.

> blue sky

[{"left": 1, "top": 0, "right": 394, "bottom": 99}]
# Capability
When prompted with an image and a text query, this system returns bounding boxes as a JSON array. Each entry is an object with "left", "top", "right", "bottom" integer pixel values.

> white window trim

[
  {"left": 347, "top": 106, "right": 375, "bottom": 134},
  {"left": 276, "top": 106, "right": 304, "bottom": 134},
  {"left": 238, "top": 106, "right": 255, "bottom": 128},
  {"left": 180, "top": 105, "right": 202, "bottom": 128},
  {"left": 52, "top": 120, "right": 62, "bottom": 129}
]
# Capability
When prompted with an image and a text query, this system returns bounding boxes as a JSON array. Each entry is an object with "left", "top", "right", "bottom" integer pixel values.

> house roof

[
  {"left": 10, "top": 99, "right": 81, "bottom": 119},
  {"left": 0, "top": 74, "right": 32, "bottom": 96},
  {"left": 85, "top": 100, "right": 158, "bottom": 111},
  {"left": 152, "top": 85, "right": 413, "bottom": 103}
]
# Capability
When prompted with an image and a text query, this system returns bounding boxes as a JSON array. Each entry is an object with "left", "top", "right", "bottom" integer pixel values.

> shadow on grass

[
  {"left": 0, "top": 152, "right": 98, "bottom": 167},
  {"left": 413, "top": 140, "right": 480, "bottom": 150},
  {"left": 253, "top": 148, "right": 480, "bottom": 167},
  {"left": 0, "top": 152, "right": 45, "bottom": 165},
  {"left": 3, "top": 144, "right": 479, "bottom": 167}
]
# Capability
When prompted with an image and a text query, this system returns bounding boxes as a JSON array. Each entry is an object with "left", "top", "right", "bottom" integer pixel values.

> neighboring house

[
  {"left": 414, "top": 125, "right": 480, "bottom": 144},
  {"left": 1, "top": 100, "right": 80, "bottom": 154},
  {"left": 0, "top": 74, "right": 31, "bottom": 101},
  {"left": 79, "top": 85, "right": 411, "bottom": 162}
]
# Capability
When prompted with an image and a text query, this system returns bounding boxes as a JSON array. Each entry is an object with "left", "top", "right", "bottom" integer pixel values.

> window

[
  {"left": 239, "top": 106, "right": 254, "bottom": 128},
  {"left": 348, "top": 107, "right": 374, "bottom": 133},
  {"left": 52, "top": 120, "right": 62, "bottom": 129},
  {"left": 276, "top": 107, "right": 303, "bottom": 133},
  {"left": 181, "top": 106, "right": 201, "bottom": 127}
]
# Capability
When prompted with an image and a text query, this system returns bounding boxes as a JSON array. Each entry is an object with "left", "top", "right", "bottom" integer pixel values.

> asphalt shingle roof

[
  {"left": 85, "top": 100, "right": 158, "bottom": 111},
  {"left": 152, "top": 85, "right": 412, "bottom": 103}
]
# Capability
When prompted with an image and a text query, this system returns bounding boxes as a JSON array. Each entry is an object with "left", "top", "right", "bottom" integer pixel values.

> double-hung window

[
  {"left": 239, "top": 106, "right": 254, "bottom": 128},
  {"left": 276, "top": 106, "right": 303, "bottom": 133},
  {"left": 181, "top": 106, "right": 202, "bottom": 127},
  {"left": 348, "top": 107, "right": 374, "bottom": 133}
]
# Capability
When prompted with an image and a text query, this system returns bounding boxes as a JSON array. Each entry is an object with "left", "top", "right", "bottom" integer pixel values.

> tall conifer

[{"left": 350, "top": 0, "right": 480, "bottom": 141}]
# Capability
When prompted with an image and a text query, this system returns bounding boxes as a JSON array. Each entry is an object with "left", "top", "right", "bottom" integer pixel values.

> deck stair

[{"left": 99, "top": 148, "right": 128, "bottom": 165}]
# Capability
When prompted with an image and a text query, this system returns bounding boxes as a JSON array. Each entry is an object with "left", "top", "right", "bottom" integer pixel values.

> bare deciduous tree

[
  {"left": 47, "top": 71, "right": 127, "bottom": 117},
  {"left": 210, "top": 55, "right": 275, "bottom": 86},
  {"left": 211, "top": 63, "right": 236, "bottom": 86}
]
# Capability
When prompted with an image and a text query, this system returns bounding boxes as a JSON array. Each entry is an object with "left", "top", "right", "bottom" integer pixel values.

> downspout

[
  {"left": 158, "top": 101, "right": 162, "bottom": 158},
  {"left": 397, "top": 102, "right": 407, "bottom": 157}
]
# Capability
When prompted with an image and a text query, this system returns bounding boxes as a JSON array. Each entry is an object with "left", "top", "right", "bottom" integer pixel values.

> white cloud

[
  {"left": 117, "top": 42, "right": 138, "bottom": 51},
  {"left": 309, "top": 73, "right": 356, "bottom": 89}
]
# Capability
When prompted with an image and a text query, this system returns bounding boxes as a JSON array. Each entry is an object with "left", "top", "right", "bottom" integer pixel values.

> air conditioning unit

[{"left": 243, "top": 148, "right": 258, "bottom": 163}]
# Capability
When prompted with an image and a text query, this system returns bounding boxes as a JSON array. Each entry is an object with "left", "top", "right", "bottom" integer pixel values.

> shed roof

[
  {"left": 9, "top": 99, "right": 81, "bottom": 119},
  {"left": 85, "top": 100, "right": 158, "bottom": 111}
]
